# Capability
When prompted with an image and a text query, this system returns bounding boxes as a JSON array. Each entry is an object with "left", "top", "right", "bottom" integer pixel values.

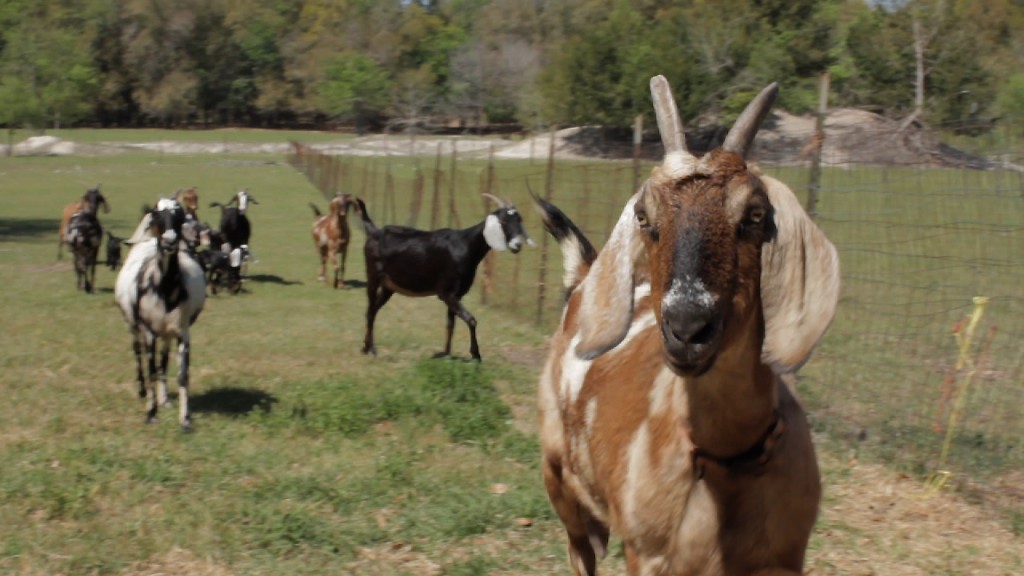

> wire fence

[{"left": 286, "top": 128, "right": 1024, "bottom": 490}]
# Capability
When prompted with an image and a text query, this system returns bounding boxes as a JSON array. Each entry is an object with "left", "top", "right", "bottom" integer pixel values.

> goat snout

[
  {"left": 160, "top": 230, "right": 178, "bottom": 251},
  {"left": 660, "top": 300, "right": 722, "bottom": 375}
]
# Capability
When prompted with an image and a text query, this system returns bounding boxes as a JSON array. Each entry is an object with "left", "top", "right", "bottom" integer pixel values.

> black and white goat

[
  {"left": 210, "top": 188, "right": 256, "bottom": 250},
  {"left": 65, "top": 199, "right": 104, "bottom": 293},
  {"left": 209, "top": 189, "right": 257, "bottom": 291},
  {"left": 357, "top": 194, "right": 532, "bottom": 361},
  {"left": 115, "top": 198, "right": 207, "bottom": 431}
]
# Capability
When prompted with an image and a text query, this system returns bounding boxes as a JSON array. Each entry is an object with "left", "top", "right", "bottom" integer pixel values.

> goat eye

[{"left": 636, "top": 210, "right": 649, "bottom": 228}]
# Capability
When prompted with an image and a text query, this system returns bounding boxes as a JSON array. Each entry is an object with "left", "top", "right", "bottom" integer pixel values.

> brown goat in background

[
  {"left": 310, "top": 193, "right": 357, "bottom": 288},
  {"left": 536, "top": 76, "right": 840, "bottom": 576}
]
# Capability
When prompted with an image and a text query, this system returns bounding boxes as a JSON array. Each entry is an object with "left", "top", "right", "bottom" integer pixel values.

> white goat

[
  {"left": 537, "top": 77, "right": 841, "bottom": 575},
  {"left": 115, "top": 198, "right": 207, "bottom": 431}
]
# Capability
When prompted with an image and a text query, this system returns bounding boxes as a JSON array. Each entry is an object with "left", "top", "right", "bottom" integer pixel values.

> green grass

[{"left": 0, "top": 141, "right": 1020, "bottom": 574}]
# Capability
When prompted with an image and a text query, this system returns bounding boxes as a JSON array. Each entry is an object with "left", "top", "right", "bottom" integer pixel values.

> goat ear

[
  {"left": 760, "top": 176, "right": 841, "bottom": 373},
  {"left": 574, "top": 193, "right": 644, "bottom": 360},
  {"left": 124, "top": 213, "right": 154, "bottom": 245}
]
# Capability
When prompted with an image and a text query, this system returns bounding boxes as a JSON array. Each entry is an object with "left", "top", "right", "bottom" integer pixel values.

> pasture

[{"left": 0, "top": 144, "right": 1021, "bottom": 575}]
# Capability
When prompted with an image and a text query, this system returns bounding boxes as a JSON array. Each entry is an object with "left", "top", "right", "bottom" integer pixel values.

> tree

[{"left": 319, "top": 52, "right": 392, "bottom": 133}]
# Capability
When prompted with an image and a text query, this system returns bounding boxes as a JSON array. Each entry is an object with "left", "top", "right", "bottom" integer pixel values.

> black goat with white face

[
  {"left": 209, "top": 189, "right": 256, "bottom": 251},
  {"left": 357, "top": 194, "right": 532, "bottom": 361}
]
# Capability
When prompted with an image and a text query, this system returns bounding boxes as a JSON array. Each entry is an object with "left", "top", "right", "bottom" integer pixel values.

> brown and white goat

[
  {"left": 310, "top": 193, "right": 357, "bottom": 288},
  {"left": 536, "top": 76, "right": 840, "bottom": 576}
]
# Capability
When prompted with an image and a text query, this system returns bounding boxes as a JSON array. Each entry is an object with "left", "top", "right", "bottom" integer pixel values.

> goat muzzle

[
  {"left": 159, "top": 230, "right": 179, "bottom": 254},
  {"left": 660, "top": 303, "right": 722, "bottom": 376}
]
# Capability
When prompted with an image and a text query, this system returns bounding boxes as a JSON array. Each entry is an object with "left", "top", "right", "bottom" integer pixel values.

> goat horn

[
  {"left": 481, "top": 193, "right": 508, "bottom": 208},
  {"left": 722, "top": 82, "right": 779, "bottom": 158},
  {"left": 650, "top": 75, "right": 690, "bottom": 157}
]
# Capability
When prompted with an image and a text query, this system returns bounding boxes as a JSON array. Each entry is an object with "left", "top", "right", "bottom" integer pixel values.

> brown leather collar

[{"left": 692, "top": 412, "right": 785, "bottom": 479}]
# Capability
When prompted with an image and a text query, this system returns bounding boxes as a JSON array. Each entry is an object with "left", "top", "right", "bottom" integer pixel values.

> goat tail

[
  {"left": 309, "top": 202, "right": 323, "bottom": 218},
  {"left": 528, "top": 188, "right": 597, "bottom": 293},
  {"left": 354, "top": 197, "right": 379, "bottom": 237}
]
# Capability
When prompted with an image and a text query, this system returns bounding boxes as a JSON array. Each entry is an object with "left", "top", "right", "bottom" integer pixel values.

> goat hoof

[
  {"left": 180, "top": 422, "right": 193, "bottom": 434},
  {"left": 431, "top": 351, "right": 451, "bottom": 359},
  {"left": 145, "top": 415, "right": 157, "bottom": 425}
]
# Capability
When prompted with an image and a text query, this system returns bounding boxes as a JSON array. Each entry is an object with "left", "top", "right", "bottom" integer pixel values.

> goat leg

[
  {"left": 177, "top": 337, "right": 192, "bottom": 432},
  {"left": 362, "top": 287, "right": 393, "bottom": 356},
  {"left": 157, "top": 339, "right": 170, "bottom": 408},
  {"left": 133, "top": 338, "right": 146, "bottom": 398},
  {"left": 144, "top": 335, "right": 159, "bottom": 424},
  {"left": 444, "top": 297, "right": 480, "bottom": 361},
  {"left": 433, "top": 309, "right": 457, "bottom": 358}
]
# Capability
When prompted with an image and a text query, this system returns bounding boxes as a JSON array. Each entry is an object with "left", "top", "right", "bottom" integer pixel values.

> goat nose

[
  {"left": 161, "top": 230, "right": 177, "bottom": 244},
  {"left": 662, "top": 304, "right": 717, "bottom": 346}
]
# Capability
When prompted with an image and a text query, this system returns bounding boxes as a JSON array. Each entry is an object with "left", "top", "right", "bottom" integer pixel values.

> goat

[
  {"left": 209, "top": 189, "right": 257, "bottom": 290},
  {"left": 174, "top": 186, "right": 200, "bottom": 220},
  {"left": 115, "top": 198, "right": 207, "bottom": 431},
  {"left": 536, "top": 76, "right": 841, "bottom": 576},
  {"left": 310, "top": 193, "right": 357, "bottom": 288},
  {"left": 209, "top": 188, "right": 256, "bottom": 251},
  {"left": 106, "top": 230, "right": 123, "bottom": 270},
  {"left": 356, "top": 194, "right": 531, "bottom": 361},
  {"left": 59, "top": 185, "right": 108, "bottom": 260},
  {"left": 64, "top": 194, "right": 106, "bottom": 293}
]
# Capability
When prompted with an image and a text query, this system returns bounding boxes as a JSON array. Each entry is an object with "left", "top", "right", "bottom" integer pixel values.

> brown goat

[
  {"left": 310, "top": 193, "right": 356, "bottom": 288},
  {"left": 175, "top": 186, "right": 200, "bottom": 220},
  {"left": 58, "top": 185, "right": 108, "bottom": 260},
  {"left": 537, "top": 77, "right": 840, "bottom": 576}
]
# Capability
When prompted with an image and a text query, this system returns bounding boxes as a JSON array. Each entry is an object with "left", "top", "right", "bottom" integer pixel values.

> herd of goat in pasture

[{"left": 53, "top": 76, "right": 840, "bottom": 576}]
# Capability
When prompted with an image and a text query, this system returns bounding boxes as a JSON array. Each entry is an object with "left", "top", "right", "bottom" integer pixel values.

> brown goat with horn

[
  {"left": 310, "top": 193, "right": 357, "bottom": 288},
  {"left": 536, "top": 76, "right": 840, "bottom": 576}
]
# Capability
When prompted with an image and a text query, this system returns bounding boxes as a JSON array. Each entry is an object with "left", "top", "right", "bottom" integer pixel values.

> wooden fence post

[
  {"left": 807, "top": 71, "right": 829, "bottom": 219},
  {"left": 536, "top": 128, "right": 557, "bottom": 326},
  {"left": 480, "top": 144, "right": 496, "bottom": 306},
  {"left": 431, "top": 143, "right": 442, "bottom": 229},
  {"left": 448, "top": 140, "right": 460, "bottom": 229}
]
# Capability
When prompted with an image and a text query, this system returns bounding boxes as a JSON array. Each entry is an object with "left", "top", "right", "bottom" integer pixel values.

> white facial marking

[
  {"left": 662, "top": 276, "right": 716, "bottom": 311},
  {"left": 483, "top": 214, "right": 508, "bottom": 251},
  {"left": 238, "top": 191, "right": 249, "bottom": 212}
]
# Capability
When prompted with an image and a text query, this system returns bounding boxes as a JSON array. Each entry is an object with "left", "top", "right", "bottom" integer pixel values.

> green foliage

[
  {"left": 320, "top": 52, "right": 392, "bottom": 130},
  {"left": 1, "top": 0, "right": 1023, "bottom": 135},
  {"left": 995, "top": 74, "right": 1024, "bottom": 134}
]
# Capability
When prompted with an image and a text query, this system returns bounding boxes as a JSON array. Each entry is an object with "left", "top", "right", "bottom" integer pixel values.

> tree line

[{"left": 1, "top": 0, "right": 1022, "bottom": 136}]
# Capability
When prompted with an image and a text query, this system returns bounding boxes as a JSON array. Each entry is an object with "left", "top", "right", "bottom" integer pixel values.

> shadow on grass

[
  {"left": 0, "top": 217, "right": 61, "bottom": 242},
  {"left": 245, "top": 273, "right": 304, "bottom": 286},
  {"left": 191, "top": 386, "right": 278, "bottom": 416}
]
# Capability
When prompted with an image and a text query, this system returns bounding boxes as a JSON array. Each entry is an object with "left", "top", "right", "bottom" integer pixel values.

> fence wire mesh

[{"left": 284, "top": 131, "right": 1024, "bottom": 487}]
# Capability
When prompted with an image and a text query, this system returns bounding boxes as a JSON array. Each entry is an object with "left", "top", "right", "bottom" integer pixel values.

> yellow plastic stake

[
  {"left": 938, "top": 297, "right": 989, "bottom": 467},
  {"left": 922, "top": 297, "right": 990, "bottom": 496}
]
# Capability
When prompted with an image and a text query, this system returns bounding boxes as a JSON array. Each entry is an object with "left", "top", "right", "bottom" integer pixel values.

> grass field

[{"left": 0, "top": 147, "right": 1021, "bottom": 575}]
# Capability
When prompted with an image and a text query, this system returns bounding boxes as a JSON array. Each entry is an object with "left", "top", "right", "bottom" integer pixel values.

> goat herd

[{"left": 54, "top": 77, "right": 840, "bottom": 576}]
